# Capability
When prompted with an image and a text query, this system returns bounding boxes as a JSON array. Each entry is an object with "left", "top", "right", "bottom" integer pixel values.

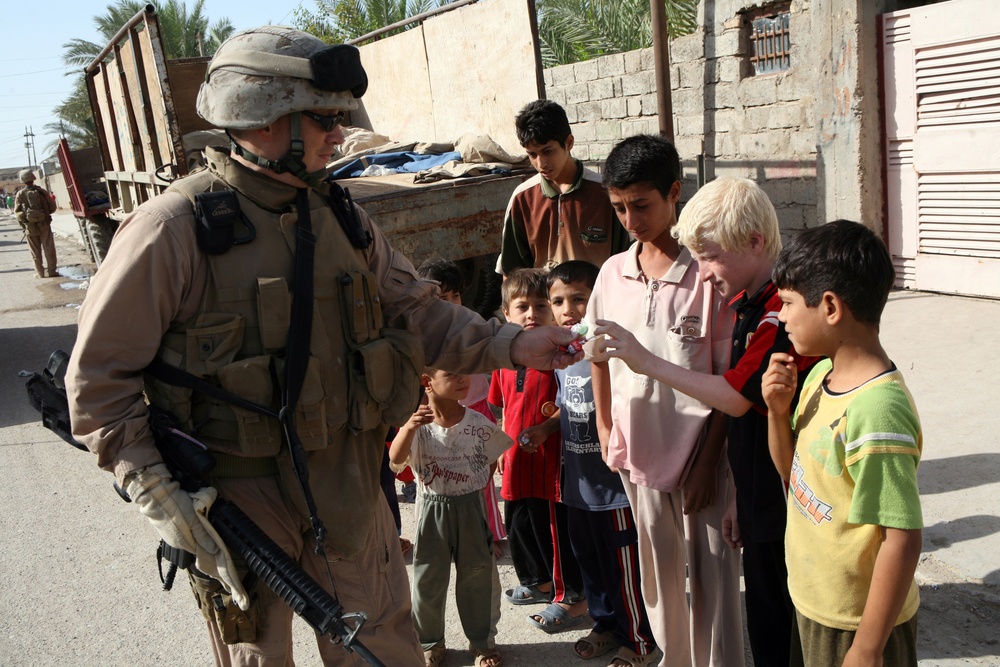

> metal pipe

[
  {"left": 86, "top": 4, "right": 156, "bottom": 73},
  {"left": 650, "top": 0, "right": 674, "bottom": 140},
  {"left": 348, "top": 0, "right": 481, "bottom": 45}
]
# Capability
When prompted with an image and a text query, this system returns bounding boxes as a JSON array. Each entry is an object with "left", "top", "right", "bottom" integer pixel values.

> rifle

[{"left": 25, "top": 351, "right": 384, "bottom": 667}]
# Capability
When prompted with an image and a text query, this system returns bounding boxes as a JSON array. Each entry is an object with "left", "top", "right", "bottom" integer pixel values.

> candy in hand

[{"left": 563, "top": 322, "right": 590, "bottom": 355}]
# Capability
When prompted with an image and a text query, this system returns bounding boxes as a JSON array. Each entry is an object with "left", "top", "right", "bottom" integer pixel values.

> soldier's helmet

[
  {"left": 197, "top": 26, "right": 368, "bottom": 130},
  {"left": 19, "top": 169, "right": 36, "bottom": 183}
]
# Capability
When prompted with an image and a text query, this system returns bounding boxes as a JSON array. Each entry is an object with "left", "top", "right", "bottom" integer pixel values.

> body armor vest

[{"left": 144, "top": 153, "right": 423, "bottom": 556}]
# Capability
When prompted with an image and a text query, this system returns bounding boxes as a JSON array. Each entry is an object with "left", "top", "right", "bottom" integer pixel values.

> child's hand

[
  {"left": 516, "top": 424, "right": 548, "bottom": 454},
  {"left": 404, "top": 404, "right": 434, "bottom": 430},
  {"left": 593, "top": 319, "right": 652, "bottom": 372},
  {"left": 722, "top": 489, "right": 742, "bottom": 549},
  {"left": 762, "top": 352, "right": 798, "bottom": 416}
]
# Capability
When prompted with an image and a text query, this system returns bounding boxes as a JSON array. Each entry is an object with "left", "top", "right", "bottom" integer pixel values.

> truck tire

[
  {"left": 458, "top": 253, "right": 503, "bottom": 320},
  {"left": 86, "top": 214, "right": 118, "bottom": 268}
]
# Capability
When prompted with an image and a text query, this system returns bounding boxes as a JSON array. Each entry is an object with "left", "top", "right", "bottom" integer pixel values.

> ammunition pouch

[{"left": 189, "top": 570, "right": 269, "bottom": 644}]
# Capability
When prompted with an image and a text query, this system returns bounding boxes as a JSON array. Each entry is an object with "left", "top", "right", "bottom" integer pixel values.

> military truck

[{"left": 72, "top": 0, "right": 543, "bottom": 314}]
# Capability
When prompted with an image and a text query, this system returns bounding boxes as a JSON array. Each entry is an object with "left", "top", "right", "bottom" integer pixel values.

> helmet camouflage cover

[
  {"left": 197, "top": 26, "right": 368, "bottom": 130},
  {"left": 19, "top": 169, "right": 36, "bottom": 183}
]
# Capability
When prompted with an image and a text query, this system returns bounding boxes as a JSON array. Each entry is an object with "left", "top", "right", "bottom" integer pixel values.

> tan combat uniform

[
  {"left": 14, "top": 184, "right": 58, "bottom": 278},
  {"left": 66, "top": 147, "right": 521, "bottom": 666}
]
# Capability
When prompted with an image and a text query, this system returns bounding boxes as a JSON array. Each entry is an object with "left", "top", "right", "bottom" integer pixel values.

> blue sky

[{"left": 0, "top": 0, "right": 311, "bottom": 169}]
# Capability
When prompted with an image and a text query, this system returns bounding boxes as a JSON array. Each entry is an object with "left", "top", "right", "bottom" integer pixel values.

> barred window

[{"left": 748, "top": 7, "right": 791, "bottom": 75}]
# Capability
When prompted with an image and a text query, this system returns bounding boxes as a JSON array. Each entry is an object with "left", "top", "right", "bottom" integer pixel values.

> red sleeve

[
  {"left": 488, "top": 369, "right": 503, "bottom": 407},
  {"left": 723, "top": 312, "right": 817, "bottom": 414}
]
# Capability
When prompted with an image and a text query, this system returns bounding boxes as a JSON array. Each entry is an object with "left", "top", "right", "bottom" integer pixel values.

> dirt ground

[{"left": 1, "top": 214, "right": 998, "bottom": 666}]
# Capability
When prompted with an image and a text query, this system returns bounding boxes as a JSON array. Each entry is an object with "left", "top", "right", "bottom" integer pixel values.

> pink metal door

[{"left": 883, "top": 0, "right": 1000, "bottom": 298}]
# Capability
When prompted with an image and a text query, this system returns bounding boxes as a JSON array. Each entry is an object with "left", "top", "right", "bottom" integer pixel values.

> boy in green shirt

[{"left": 763, "top": 220, "right": 922, "bottom": 666}]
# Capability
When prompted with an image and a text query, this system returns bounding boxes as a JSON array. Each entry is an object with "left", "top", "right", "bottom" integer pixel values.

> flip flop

[
  {"left": 607, "top": 646, "right": 661, "bottom": 666},
  {"left": 504, "top": 584, "right": 552, "bottom": 605},
  {"left": 574, "top": 629, "right": 616, "bottom": 659},
  {"left": 526, "top": 602, "right": 588, "bottom": 634},
  {"left": 474, "top": 647, "right": 502, "bottom": 667},
  {"left": 423, "top": 643, "right": 445, "bottom": 667}
]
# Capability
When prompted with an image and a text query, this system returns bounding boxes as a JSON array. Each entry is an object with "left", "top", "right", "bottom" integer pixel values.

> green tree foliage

[
  {"left": 43, "top": 79, "right": 98, "bottom": 155},
  {"left": 294, "top": 0, "right": 442, "bottom": 44},
  {"left": 537, "top": 0, "right": 697, "bottom": 67},
  {"left": 52, "top": 0, "right": 235, "bottom": 153}
]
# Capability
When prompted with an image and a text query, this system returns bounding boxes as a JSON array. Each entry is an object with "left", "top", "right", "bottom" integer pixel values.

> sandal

[
  {"left": 423, "top": 643, "right": 445, "bottom": 667},
  {"left": 607, "top": 646, "right": 661, "bottom": 667},
  {"left": 574, "top": 629, "right": 616, "bottom": 659},
  {"left": 399, "top": 537, "right": 413, "bottom": 556},
  {"left": 474, "top": 647, "right": 502, "bottom": 667},
  {"left": 503, "top": 583, "right": 552, "bottom": 606},
  {"left": 526, "top": 602, "right": 588, "bottom": 634}
]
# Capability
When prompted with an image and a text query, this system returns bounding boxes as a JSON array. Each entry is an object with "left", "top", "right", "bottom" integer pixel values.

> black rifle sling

[
  {"left": 144, "top": 357, "right": 278, "bottom": 419},
  {"left": 280, "top": 187, "right": 329, "bottom": 553}
]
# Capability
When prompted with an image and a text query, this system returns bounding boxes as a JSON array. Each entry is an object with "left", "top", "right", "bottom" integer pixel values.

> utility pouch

[
  {"left": 338, "top": 270, "right": 424, "bottom": 432},
  {"left": 189, "top": 571, "right": 266, "bottom": 645},
  {"left": 195, "top": 190, "right": 255, "bottom": 255},
  {"left": 26, "top": 209, "right": 47, "bottom": 224}
]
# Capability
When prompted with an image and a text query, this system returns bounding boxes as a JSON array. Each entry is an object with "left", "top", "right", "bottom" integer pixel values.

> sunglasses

[{"left": 301, "top": 110, "right": 346, "bottom": 132}]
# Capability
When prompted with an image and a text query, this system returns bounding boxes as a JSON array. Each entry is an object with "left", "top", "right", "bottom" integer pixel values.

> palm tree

[
  {"left": 294, "top": 0, "right": 442, "bottom": 44},
  {"left": 52, "top": 0, "right": 235, "bottom": 153},
  {"left": 537, "top": 0, "right": 698, "bottom": 67},
  {"left": 43, "top": 78, "right": 99, "bottom": 155}
]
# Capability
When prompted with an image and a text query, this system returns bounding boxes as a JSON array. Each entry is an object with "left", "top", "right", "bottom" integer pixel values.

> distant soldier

[{"left": 14, "top": 169, "right": 58, "bottom": 278}]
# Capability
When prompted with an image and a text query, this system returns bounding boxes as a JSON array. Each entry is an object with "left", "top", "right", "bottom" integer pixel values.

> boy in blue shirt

[
  {"left": 763, "top": 220, "right": 922, "bottom": 667},
  {"left": 549, "top": 260, "right": 658, "bottom": 666}
]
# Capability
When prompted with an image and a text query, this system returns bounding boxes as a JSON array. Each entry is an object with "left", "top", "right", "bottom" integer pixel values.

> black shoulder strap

[
  {"left": 144, "top": 357, "right": 278, "bottom": 419},
  {"left": 325, "top": 181, "right": 371, "bottom": 250}
]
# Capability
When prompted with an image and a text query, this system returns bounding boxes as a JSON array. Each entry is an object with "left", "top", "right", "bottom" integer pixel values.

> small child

[
  {"left": 763, "top": 220, "right": 922, "bottom": 667},
  {"left": 390, "top": 368, "right": 511, "bottom": 667},
  {"left": 488, "top": 268, "right": 586, "bottom": 627},
  {"left": 497, "top": 99, "right": 631, "bottom": 275},
  {"left": 418, "top": 257, "right": 508, "bottom": 554},
  {"left": 548, "top": 260, "right": 658, "bottom": 666}
]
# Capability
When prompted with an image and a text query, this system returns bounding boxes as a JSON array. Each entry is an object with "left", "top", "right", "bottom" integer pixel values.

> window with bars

[{"left": 748, "top": 8, "right": 792, "bottom": 75}]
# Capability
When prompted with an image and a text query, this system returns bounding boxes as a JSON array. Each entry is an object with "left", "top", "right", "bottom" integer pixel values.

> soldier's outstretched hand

[{"left": 509, "top": 325, "right": 583, "bottom": 370}]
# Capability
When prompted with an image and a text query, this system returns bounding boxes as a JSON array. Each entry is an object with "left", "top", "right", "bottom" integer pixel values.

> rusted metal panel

[
  {"left": 346, "top": 171, "right": 530, "bottom": 262},
  {"left": 135, "top": 17, "right": 173, "bottom": 171},
  {"left": 119, "top": 29, "right": 157, "bottom": 175}
]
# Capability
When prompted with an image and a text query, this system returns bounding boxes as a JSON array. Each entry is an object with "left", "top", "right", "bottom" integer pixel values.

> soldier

[
  {"left": 13, "top": 169, "right": 58, "bottom": 278},
  {"left": 65, "top": 26, "right": 581, "bottom": 667}
]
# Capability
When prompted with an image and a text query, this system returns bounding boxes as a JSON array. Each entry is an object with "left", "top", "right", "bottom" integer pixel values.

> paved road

[{"left": 0, "top": 208, "right": 997, "bottom": 665}]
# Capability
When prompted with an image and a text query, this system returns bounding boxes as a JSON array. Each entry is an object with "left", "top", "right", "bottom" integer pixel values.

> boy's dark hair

[
  {"left": 501, "top": 268, "right": 549, "bottom": 310},
  {"left": 417, "top": 257, "right": 463, "bottom": 295},
  {"left": 602, "top": 134, "right": 681, "bottom": 197},
  {"left": 547, "top": 260, "right": 599, "bottom": 292},
  {"left": 772, "top": 219, "right": 895, "bottom": 325},
  {"left": 515, "top": 99, "right": 571, "bottom": 148}
]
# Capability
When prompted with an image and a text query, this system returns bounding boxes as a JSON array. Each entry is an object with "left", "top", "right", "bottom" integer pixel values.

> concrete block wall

[{"left": 543, "top": 0, "right": 881, "bottom": 237}]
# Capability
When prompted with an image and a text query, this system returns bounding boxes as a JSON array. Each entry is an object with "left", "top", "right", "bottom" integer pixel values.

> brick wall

[{"left": 542, "top": 0, "right": 882, "bottom": 236}]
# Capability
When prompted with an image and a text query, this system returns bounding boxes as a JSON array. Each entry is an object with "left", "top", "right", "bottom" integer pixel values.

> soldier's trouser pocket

[{"left": 189, "top": 571, "right": 266, "bottom": 645}]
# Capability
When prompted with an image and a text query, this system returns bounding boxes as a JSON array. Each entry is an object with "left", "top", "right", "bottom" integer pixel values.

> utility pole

[
  {"left": 23, "top": 126, "right": 38, "bottom": 169},
  {"left": 650, "top": 0, "right": 674, "bottom": 141},
  {"left": 24, "top": 126, "right": 34, "bottom": 167}
]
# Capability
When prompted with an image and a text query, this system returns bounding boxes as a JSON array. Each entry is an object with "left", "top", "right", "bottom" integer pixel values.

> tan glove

[
  {"left": 126, "top": 464, "right": 249, "bottom": 610},
  {"left": 191, "top": 488, "right": 250, "bottom": 610}
]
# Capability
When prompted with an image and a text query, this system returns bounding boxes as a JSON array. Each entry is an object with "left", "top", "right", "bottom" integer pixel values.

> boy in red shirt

[{"left": 489, "top": 269, "right": 586, "bottom": 630}]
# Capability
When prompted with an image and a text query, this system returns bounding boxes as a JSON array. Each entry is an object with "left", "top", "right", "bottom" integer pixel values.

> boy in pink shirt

[{"left": 588, "top": 135, "right": 742, "bottom": 666}]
